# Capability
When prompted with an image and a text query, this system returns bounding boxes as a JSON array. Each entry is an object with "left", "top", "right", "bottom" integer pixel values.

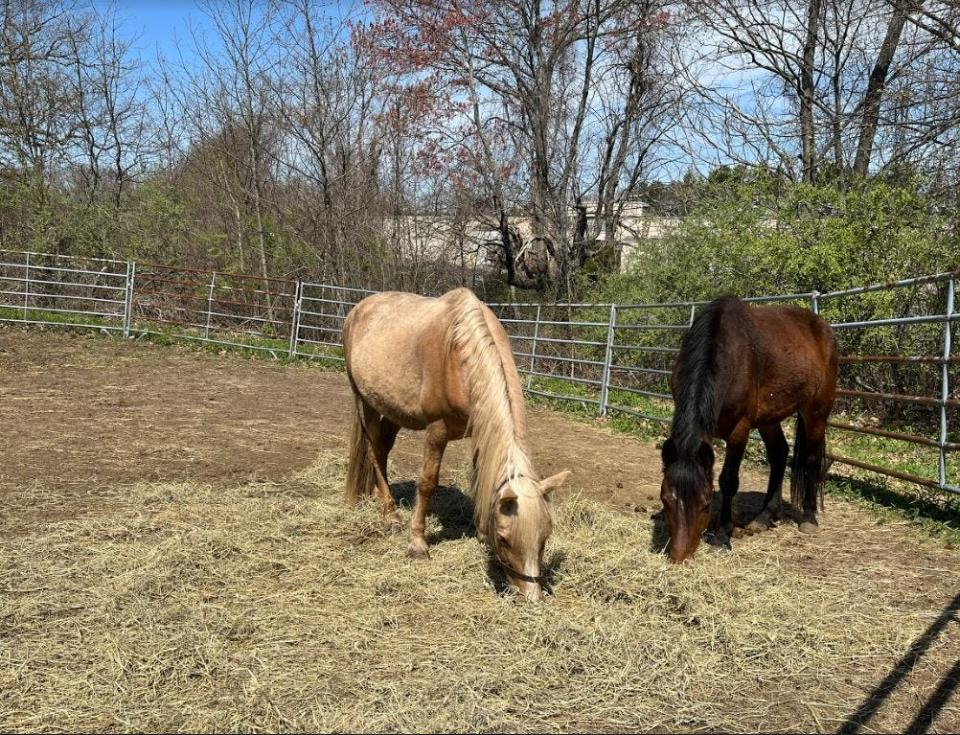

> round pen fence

[
  {"left": 0, "top": 250, "right": 130, "bottom": 333},
  {"left": 132, "top": 263, "right": 300, "bottom": 354},
  {"left": 292, "top": 282, "right": 375, "bottom": 363},
  {"left": 0, "top": 249, "right": 956, "bottom": 499}
]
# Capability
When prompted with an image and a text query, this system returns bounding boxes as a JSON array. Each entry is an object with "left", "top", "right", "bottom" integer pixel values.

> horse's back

[
  {"left": 748, "top": 304, "right": 836, "bottom": 376},
  {"left": 739, "top": 301, "right": 837, "bottom": 424},
  {"left": 343, "top": 289, "right": 474, "bottom": 428}
]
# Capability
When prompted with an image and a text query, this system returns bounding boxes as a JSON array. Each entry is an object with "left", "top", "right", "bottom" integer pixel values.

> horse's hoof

[
  {"left": 798, "top": 521, "right": 819, "bottom": 535},
  {"left": 384, "top": 517, "right": 403, "bottom": 534},
  {"left": 745, "top": 512, "right": 774, "bottom": 535},
  {"left": 406, "top": 542, "right": 430, "bottom": 560},
  {"left": 706, "top": 531, "right": 731, "bottom": 549}
]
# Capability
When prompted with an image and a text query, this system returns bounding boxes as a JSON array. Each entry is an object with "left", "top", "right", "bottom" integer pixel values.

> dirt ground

[
  {"left": 0, "top": 326, "right": 674, "bottom": 514},
  {"left": 1, "top": 326, "right": 958, "bottom": 733}
]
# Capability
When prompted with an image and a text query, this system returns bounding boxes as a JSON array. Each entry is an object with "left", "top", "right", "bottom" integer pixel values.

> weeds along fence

[{"left": 1, "top": 249, "right": 957, "bottom": 500}]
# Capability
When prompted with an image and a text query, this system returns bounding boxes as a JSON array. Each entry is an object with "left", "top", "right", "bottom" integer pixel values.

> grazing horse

[
  {"left": 660, "top": 296, "right": 838, "bottom": 562},
  {"left": 342, "top": 287, "right": 570, "bottom": 600}
]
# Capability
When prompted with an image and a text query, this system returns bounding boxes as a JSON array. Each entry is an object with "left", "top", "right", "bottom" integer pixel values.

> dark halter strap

[
  {"left": 496, "top": 559, "right": 546, "bottom": 585},
  {"left": 491, "top": 473, "right": 546, "bottom": 586}
]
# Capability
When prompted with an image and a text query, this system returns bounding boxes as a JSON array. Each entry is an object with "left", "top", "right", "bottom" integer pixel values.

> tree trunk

[
  {"left": 250, "top": 145, "right": 274, "bottom": 322},
  {"left": 799, "top": 0, "right": 823, "bottom": 183},
  {"left": 852, "top": 0, "right": 915, "bottom": 177}
]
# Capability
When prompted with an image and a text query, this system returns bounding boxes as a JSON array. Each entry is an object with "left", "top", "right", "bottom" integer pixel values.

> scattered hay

[{"left": 1, "top": 454, "right": 957, "bottom": 732}]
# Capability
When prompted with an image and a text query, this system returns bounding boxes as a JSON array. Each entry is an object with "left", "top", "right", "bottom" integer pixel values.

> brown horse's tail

[
  {"left": 345, "top": 398, "right": 375, "bottom": 503},
  {"left": 790, "top": 414, "right": 827, "bottom": 513}
]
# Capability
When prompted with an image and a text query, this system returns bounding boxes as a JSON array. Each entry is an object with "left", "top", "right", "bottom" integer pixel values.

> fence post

[
  {"left": 810, "top": 290, "right": 820, "bottom": 315},
  {"left": 599, "top": 303, "right": 617, "bottom": 417},
  {"left": 123, "top": 260, "right": 136, "bottom": 338},
  {"left": 204, "top": 271, "right": 217, "bottom": 340},
  {"left": 527, "top": 303, "right": 541, "bottom": 391},
  {"left": 939, "top": 278, "right": 954, "bottom": 488},
  {"left": 22, "top": 252, "right": 30, "bottom": 320},
  {"left": 288, "top": 280, "right": 303, "bottom": 359}
]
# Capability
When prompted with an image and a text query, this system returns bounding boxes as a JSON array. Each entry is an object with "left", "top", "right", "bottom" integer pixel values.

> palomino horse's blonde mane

[{"left": 447, "top": 290, "right": 542, "bottom": 539}]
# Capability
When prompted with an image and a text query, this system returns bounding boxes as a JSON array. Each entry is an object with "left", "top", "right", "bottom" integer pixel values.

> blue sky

[
  {"left": 85, "top": 1, "right": 755, "bottom": 180},
  {"left": 96, "top": 1, "right": 357, "bottom": 71},
  {"left": 95, "top": 0, "right": 226, "bottom": 70}
]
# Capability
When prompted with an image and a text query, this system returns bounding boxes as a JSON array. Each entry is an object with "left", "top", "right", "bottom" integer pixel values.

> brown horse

[
  {"left": 660, "top": 296, "right": 838, "bottom": 562},
  {"left": 342, "top": 287, "right": 570, "bottom": 600}
]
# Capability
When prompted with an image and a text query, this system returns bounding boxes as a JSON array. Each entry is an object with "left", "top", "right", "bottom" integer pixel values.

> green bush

[
  {"left": 589, "top": 175, "right": 955, "bottom": 304},
  {"left": 581, "top": 176, "right": 958, "bottom": 427}
]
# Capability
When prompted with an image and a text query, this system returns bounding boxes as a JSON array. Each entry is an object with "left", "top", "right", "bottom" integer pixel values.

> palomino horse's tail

[
  {"left": 345, "top": 397, "right": 375, "bottom": 503},
  {"left": 790, "top": 414, "right": 827, "bottom": 512}
]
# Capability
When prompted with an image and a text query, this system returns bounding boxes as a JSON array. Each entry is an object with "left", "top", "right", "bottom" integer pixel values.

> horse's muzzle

[{"left": 519, "top": 581, "right": 543, "bottom": 601}]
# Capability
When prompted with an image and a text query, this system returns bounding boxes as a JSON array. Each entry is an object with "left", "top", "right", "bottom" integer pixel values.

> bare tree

[
  {"left": 366, "top": 0, "right": 686, "bottom": 296},
  {"left": 66, "top": 4, "right": 146, "bottom": 209},
  {"left": 688, "top": 0, "right": 959, "bottom": 181},
  {"left": 0, "top": 0, "right": 80, "bottom": 192},
  {"left": 852, "top": 0, "right": 918, "bottom": 175},
  {"left": 165, "top": 0, "right": 282, "bottom": 306}
]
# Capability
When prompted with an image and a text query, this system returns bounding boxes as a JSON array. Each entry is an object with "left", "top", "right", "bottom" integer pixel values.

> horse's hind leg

[
  {"left": 794, "top": 413, "right": 827, "bottom": 535},
  {"left": 376, "top": 418, "right": 400, "bottom": 487},
  {"left": 407, "top": 421, "right": 448, "bottom": 560},
  {"left": 361, "top": 403, "right": 401, "bottom": 532},
  {"left": 745, "top": 423, "right": 789, "bottom": 533}
]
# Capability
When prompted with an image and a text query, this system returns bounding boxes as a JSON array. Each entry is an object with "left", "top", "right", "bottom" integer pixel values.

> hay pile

[{"left": 1, "top": 455, "right": 956, "bottom": 732}]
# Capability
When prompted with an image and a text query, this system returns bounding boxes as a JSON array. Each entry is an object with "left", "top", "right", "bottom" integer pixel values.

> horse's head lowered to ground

[
  {"left": 660, "top": 436, "right": 714, "bottom": 562},
  {"left": 487, "top": 470, "right": 570, "bottom": 601}
]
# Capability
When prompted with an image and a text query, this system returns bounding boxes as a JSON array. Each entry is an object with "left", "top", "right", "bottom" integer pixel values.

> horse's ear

[
  {"left": 698, "top": 440, "right": 714, "bottom": 469},
  {"left": 661, "top": 437, "right": 677, "bottom": 466},
  {"left": 538, "top": 470, "right": 571, "bottom": 498}
]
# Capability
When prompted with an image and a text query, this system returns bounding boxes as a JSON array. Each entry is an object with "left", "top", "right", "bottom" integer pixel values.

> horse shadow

[
  {"left": 389, "top": 480, "right": 474, "bottom": 544},
  {"left": 648, "top": 490, "right": 796, "bottom": 555},
  {"left": 389, "top": 480, "right": 567, "bottom": 595}
]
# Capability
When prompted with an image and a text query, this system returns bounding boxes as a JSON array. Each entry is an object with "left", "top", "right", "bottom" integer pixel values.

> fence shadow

[
  {"left": 389, "top": 480, "right": 475, "bottom": 544},
  {"left": 826, "top": 471, "right": 960, "bottom": 528},
  {"left": 837, "top": 591, "right": 960, "bottom": 735}
]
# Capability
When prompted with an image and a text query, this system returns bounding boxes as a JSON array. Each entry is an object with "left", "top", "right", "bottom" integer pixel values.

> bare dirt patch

[{"left": 0, "top": 327, "right": 669, "bottom": 511}]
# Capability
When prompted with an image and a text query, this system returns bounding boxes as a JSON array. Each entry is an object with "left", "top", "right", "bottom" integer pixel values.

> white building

[{"left": 383, "top": 199, "right": 679, "bottom": 275}]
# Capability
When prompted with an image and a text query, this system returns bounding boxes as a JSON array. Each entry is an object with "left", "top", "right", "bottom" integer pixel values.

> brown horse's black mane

[{"left": 663, "top": 297, "right": 741, "bottom": 503}]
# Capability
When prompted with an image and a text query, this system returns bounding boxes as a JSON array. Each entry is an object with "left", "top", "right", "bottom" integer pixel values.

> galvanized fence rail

[
  {"left": 0, "top": 250, "right": 129, "bottom": 332},
  {"left": 0, "top": 249, "right": 956, "bottom": 498},
  {"left": 292, "top": 282, "right": 376, "bottom": 362}
]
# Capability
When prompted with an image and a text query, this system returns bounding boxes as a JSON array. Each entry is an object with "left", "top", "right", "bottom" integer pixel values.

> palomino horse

[
  {"left": 660, "top": 296, "right": 837, "bottom": 562},
  {"left": 342, "top": 287, "right": 570, "bottom": 600}
]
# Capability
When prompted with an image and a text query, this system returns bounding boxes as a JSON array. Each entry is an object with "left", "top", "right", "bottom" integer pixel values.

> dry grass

[{"left": 1, "top": 454, "right": 958, "bottom": 733}]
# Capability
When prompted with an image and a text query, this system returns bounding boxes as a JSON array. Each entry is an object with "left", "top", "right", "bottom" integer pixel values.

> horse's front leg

[
  {"left": 745, "top": 422, "right": 789, "bottom": 533},
  {"left": 407, "top": 421, "right": 448, "bottom": 560},
  {"left": 711, "top": 425, "right": 748, "bottom": 545}
]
